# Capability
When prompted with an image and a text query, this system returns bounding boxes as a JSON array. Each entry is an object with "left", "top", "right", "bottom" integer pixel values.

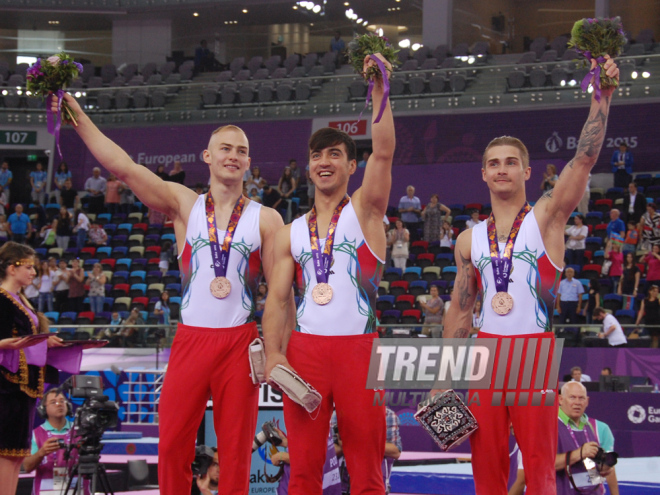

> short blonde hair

[
  {"left": 482, "top": 136, "right": 529, "bottom": 169},
  {"left": 208, "top": 125, "right": 249, "bottom": 151}
]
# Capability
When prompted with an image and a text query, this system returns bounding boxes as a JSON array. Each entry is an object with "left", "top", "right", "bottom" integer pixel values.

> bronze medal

[
  {"left": 491, "top": 291, "right": 513, "bottom": 315},
  {"left": 312, "top": 283, "right": 333, "bottom": 305},
  {"left": 210, "top": 276, "right": 231, "bottom": 299}
]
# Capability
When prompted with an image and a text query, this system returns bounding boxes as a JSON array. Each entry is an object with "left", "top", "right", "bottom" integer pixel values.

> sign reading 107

[{"left": 0, "top": 131, "right": 37, "bottom": 146}]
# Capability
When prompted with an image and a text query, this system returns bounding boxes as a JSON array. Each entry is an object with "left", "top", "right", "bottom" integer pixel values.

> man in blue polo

[
  {"left": 7, "top": 204, "right": 32, "bottom": 244},
  {"left": 398, "top": 185, "right": 422, "bottom": 241},
  {"left": 0, "top": 161, "right": 13, "bottom": 204},
  {"left": 556, "top": 267, "right": 584, "bottom": 330},
  {"left": 606, "top": 209, "right": 626, "bottom": 241}
]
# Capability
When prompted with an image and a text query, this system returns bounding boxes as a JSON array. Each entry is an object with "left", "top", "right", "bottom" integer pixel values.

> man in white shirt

[
  {"left": 593, "top": 307, "right": 627, "bottom": 346},
  {"left": 466, "top": 210, "right": 481, "bottom": 229}
]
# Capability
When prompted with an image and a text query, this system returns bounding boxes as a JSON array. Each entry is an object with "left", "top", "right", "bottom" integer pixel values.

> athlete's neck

[
  {"left": 208, "top": 181, "right": 244, "bottom": 210},
  {"left": 490, "top": 193, "right": 527, "bottom": 223},
  {"left": 313, "top": 188, "right": 349, "bottom": 215}
]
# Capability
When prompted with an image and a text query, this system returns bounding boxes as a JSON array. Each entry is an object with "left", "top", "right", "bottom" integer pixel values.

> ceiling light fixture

[
  {"left": 242, "top": 9, "right": 248, "bottom": 13},
  {"left": 193, "top": 12, "right": 199, "bottom": 16}
]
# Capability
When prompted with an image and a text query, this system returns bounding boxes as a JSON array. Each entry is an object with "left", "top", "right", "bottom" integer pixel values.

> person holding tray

[
  {"left": 263, "top": 51, "right": 395, "bottom": 495},
  {"left": 0, "top": 241, "right": 70, "bottom": 495}
]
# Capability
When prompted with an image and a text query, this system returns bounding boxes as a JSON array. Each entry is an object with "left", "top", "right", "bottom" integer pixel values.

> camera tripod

[{"left": 63, "top": 453, "right": 114, "bottom": 495}]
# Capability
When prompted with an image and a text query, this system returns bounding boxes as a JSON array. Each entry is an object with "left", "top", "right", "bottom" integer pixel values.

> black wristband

[{"left": 580, "top": 445, "right": 584, "bottom": 460}]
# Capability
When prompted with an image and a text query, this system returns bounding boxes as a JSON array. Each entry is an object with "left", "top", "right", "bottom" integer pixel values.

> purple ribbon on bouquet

[
  {"left": 47, "top": 89, "right": 65, "bottom": 159},
  {"left": 579, "top": 50, "right": 607, "bottom": 102},
  {"left": 358, "top": 56, "right": 390, "bottom": 124}
]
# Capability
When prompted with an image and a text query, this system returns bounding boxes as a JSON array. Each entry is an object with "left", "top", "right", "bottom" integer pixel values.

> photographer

[
  {"left": 555, "top": 381, "right": 619, "bottom": 495},
  {"left": 194, "top": 448, "right": 219, "bottom": 495},
  {"left": 269, "top": 426, "right": 340, "bottom": 495},
  {"left": 23, "top": 387, "right": 76, "bottom": 494}
]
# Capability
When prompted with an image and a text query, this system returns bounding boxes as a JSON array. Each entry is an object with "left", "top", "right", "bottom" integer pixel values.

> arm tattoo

[
  {"left": 541, "top": 189, "right": 553, "bottom": 200},
  {"left": 454, "top": 328, "right": 469, "bottom": 339},
  {"left": 576, "top": 103, "right": 609, "bottom": 161},
  {"left": 457, "top": 252, "right": 473, "bottom": 311}
]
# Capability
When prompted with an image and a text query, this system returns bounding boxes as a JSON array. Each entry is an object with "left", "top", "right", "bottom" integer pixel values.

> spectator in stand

[
  {"left": 636, "top": 285, "right": 660, "bottom": 348},
  {"left": 104, "top": 174, "right": 122, "bottom": 215},
  {"left": 357, "top": 150, "right": 370, "bottom": 169},
  {"left": 606, "top": 209, "right": 625, "bottom": 241},
  {"left": 98, "top": 311, "right": 123, "bottom": 341},
  {"left": 611, "top": 143, "right": 633, "bottom": 188},
  {"left": 262, "top": 183, "right": 283, "bottom": 213},
  {"left": 248, "top": 189, "right": 262, "bottom": 204},
  {"left": 306, "top": 165, "right": 315, "bottom": 208},
  {"left": 466, "top": 210, "right": 481, "bottom": 229},
  {"left": 67, "top": 259, "right": 85, "bottom": 313},
  {"left": 644, "top": 244, "right": 660, "bottom": 287},
  {"left": 605, "top": 240, "right": 624, "bottom": 292},
  {"left": 0, "top": 214, "right": 8, "bottom": 245},
  {"left": 288, "top": 159, "right": 301, "bottom": 185},
  {"left": 86, "top": 263, "right": 106, "bottom": 314},
  {"left": 194, "top": 40, "right": 215, "bottom": 73},
  {"left": 84, "top": 167, "right": 107, "bottom": 214},
  {"left": 540, "top": 163, "right": 558, "bottom": 192},
  {"left": 565, "top": 214, "right": 588, "bottom": 267},
  {"left": 52, "top": 162, "right": 72, "bottom": 205},
  {"left": 623, "top": 220, "right": 639, "bottom": 254},
  {"left": 278, "top": 166, "right": 297, "bottom": 222},
  {"left": 52, "top": 206, "right": 73, "bottom": 250},
  {"left": 622, "top": 181, "right": 646, "bottom": 224},
  {"left": 73, "top": 209, "right": 90, "bottom": 249},
  {"left": 0, "top": 160, "right": 13, "bottom": 204},
  {"left": 570, "top": 366, "right": 592, "bottom": 382},
  {"left": 577, "top": 173, "right": 591, "bottom": 216},
  {"left": 154, "top": 291, "right": 171, "bottom": 326},
  {"left": 36, "top": 260, "right": 54, "bottom": 313},
  {"left": 583, "top": 279, "right": 601, "bottom": 324},
  {"left": 52, "top": 259, "right": 70, "bottom": 313},
  {"left": 421, "top": 194, "right": 450, "bottom": 242},
  {"left": 30, "top": 162, "right": 47, "bottom": 206},
  {"left": 601, "top": 367, "right": 612, "bottom": 376},
  {"left": 330, "top": 30, "right": 346, "bottom": 58},
  {"left": 119, "top": 180, "right": 134, "bottom": 215},
  {"left": 593, "top": 307, "right": 627, "bottom": 347},
  {"left": 120, "top": 307, "right": 145, "bottom": 347},
  {"left": 439, "top": 220, "right": 453, "bottom": 250},
  {"left": 556, "top": 267, "right": 583, "bottom": 328},
  {"left": 640, "top": 203, "right": 660, "bottom": 252},
  {"left": 420, "top": 284, "right": 444, "bottom": 337},
  {"left": 87, "top": 222, "right": 108, "bottom": 247},
  {"left": 154, "top": 165, "right": 168, "bottom": 181},
  {"left": 469, "top": 298, "right": 483, "bottom": 338},
  {"left": 387, "top": 219, "right": 409, "bottom": 270},
  {"left": 245, "top": 166, "right": 266, "bottom": 198},
  {"left": 398, "top": 185, "right": 422, "bottom": 241},
  {"left": 168, "top": 161, "right": 186, "bottom": 185},
  {"left": 148, "top": 206, "right": 166, "bottom": 226},
  {"left": 7, "top": 204, "right": 32, "bottom": 244},
  {"left": 618, "top": 252, "right": 640, "bottom": 297},
  {"left": 255, "top": 282, "right": 268, "bottom": 312},
  {"left": 0, "top": 185, "right": 7, "bottom": 216},
  {"left": 23, "top": 270, "right": 39, "bottom": 308},
  {"left": 59, "top": 179, "right": 78, "bottom": 215},
  {"left": 193, "top": 183, "right": 206, "bottom": 196}
]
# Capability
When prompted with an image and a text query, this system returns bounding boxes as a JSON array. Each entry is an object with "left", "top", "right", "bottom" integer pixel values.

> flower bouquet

[
  {"left": 347, "top": 33, "right": 399, "bottom": 123},
  {"left": 27, "top": 52, "right": 82, "bottom": 124},
  {"left": 568, "top": 17, "right": 627, "bottom": 100}
]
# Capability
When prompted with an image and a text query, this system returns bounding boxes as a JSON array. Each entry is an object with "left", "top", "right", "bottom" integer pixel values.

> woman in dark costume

[{"left": 0, "top": 241, "right": 66, "bottom": 495}]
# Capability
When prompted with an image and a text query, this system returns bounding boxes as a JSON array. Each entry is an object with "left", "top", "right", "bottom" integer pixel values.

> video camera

[
  {"left": 61, "top": 375, "right": 119, "bottom": 456},
  {"left": 192, "top": 445, "right": 215, "bottom": 478},
  {"left": 252, "top": 421, "right": 282, "bottom": 452}
]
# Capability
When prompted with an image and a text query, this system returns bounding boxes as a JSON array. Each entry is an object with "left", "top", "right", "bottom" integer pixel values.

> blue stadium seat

[
  {"left": 376, "top": 295, "right": 395, "bottom": 311},
  {"left": 128, "top": 270, "right": 146, "bottom": 283},
  {"left": 44, "top": 312, "right": 59, "bottom": 323},
  {"left": 103, "top": 224, "right": 117, "bottom": 234},
  {"left": 383, "top": 267, "right": 402, "bottom": 282},
  {"left": 165, "top": 283, "right": 181, "bottom": 296},
  {"left": 97, "top": 246, "right": 112, "bottom": 258},
  {"left": 116, "top": 258, "right": 132, "bottom": 271},
  {"left": 129, "top": 283, "right": 147, "bottom": 297},
  {"left": 161, "top": 233, "right": 176, "bottom": 245},
  {"left": 97, "top": 213, "right": 112, "bottom": 224},
  {"left": 113, "top": 271, "right": 129, "bottom": 284},
  {"left": 408, "top": 280, "right": 428, "bottom": 296},
  {"left": 403, "top": 267, "right": 422, "bottom": 282}
]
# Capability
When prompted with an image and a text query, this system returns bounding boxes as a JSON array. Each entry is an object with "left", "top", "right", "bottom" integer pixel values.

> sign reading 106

[{"left": 0, "top": 131, "right": 37, "bottom": 146}]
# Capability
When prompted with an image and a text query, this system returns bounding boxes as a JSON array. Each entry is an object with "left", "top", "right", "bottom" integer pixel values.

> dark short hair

[
  {"left": 309, "top": 128, "right": 357, "bottom": 162},
  {"left": 593, "top": 307, "right": 606, "bottom": 317},
  {"left": 649, "top": 203, "right": 657, "bottom": 211}
]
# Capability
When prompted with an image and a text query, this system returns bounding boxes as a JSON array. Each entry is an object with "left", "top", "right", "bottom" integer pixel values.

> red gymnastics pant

[
  {"left": 283, "top": 331, "right": 385, "bottom": 495},
  {"left": 158, "top": 322, "right": 259, "bottom": 495},
  {"left": 468, "top": 331, "right": 559, "bottom": 495}
]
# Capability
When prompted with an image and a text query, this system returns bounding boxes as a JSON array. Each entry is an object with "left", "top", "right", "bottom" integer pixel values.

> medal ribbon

[
  {"left": 308, "top": 195, "right": 350, "bottom": 285},
  {"left": 487, "top": 202, "right": 531, "bottom": 294},
  {"left": 205, "top": 193, "right": 247, "bottom": 279}
]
